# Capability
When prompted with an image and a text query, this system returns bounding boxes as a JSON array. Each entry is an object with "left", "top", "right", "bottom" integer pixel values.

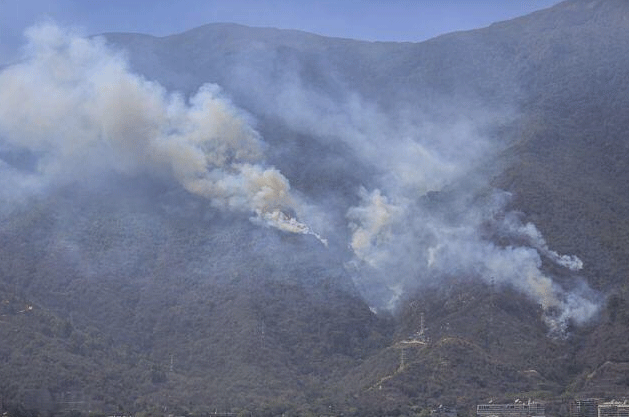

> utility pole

[{"left": 419, "top": 312, "right": 428, "bottom": 342}]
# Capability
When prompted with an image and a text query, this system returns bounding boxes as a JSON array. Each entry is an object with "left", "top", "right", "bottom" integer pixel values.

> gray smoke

[
  {"left": 0, "top": 23, "right": 600, "bottom": 335},
  {"left": 338, "top": 112, "right": 598, "bottom": 333},
  {"left": 237, "top": 66, "right": 600, "bottom": 334},
  {"left": 0, "top": 23, "right": 323, "bottom": 241}
]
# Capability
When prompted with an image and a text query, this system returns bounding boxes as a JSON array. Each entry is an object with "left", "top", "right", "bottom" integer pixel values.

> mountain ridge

[{"left": 2, "top": 0, "right": 629, "bottom": 414}]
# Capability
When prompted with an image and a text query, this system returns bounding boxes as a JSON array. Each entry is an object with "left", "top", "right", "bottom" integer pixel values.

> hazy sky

[{"left": 1, "top": 0, "right": 561, "bottom": 64}]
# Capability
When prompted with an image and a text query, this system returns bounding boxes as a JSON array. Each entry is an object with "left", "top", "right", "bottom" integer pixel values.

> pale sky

[{"left": 0, "top": 0, "right": 562, "bottom": 65}]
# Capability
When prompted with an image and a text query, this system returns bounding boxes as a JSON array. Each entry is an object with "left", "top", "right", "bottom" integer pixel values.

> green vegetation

[{"left": 3, "top": 0, "right": 629, "bottom": 415}]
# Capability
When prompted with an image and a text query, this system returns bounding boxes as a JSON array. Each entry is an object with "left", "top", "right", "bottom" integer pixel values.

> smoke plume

[
  {"left": 0, "top": 23, "right": 322, "bottom": 241},
  {"left": 238, "top": 68, "right": 600, "bottom": 333},
  {"left": 0, "top": 23, "right": 600, "bottom": 334}
]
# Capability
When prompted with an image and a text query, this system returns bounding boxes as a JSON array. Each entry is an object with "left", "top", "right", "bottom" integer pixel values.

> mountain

[{"left": 1, "top": 0, "right": 629, "bottom": 415}]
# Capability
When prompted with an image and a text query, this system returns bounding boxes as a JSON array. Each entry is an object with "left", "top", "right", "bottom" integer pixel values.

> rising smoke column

[
  {"left": 347, "top": 188, "right": 403, "bottom": 269},
  {"left": 0, "top": 23, "right": 323, "bottom": 241}
]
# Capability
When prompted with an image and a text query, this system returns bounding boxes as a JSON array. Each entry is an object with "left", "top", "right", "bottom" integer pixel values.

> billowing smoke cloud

[
  {"left": 0, "top": 23, "right": 600, "bottom": 334},
  {"left": 235, "top": 66, "right": 600, "bottom": 333},
  {"left": 346, "top": 175, "right": 597, "bottom": 334},
  {"left": 0, "top": 23, "right": 323, "bottom": 241},
  {"left": 347, "top": 188, "right": 402, "bottom": 269},
  {"left": 340, "top": 118, "right": 598, "bottom": 332}
]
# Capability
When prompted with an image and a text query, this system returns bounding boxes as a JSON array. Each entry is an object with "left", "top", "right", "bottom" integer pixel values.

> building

[
  {"left": 477, "top": 400, "right": 545, "bottom": 417},
  {"left": 598, "top": 401, "right": 629, "bottom": 417},
  {"left": 570, "top": 399, "right": 600, "bottom": 417},
  {"left": 431, "top": 404, "right": 457, "bottom": 417}
]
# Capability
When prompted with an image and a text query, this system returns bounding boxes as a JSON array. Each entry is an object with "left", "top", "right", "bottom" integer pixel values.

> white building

[{"left": 477, "top": 400, "right": 545, "bottom": 417}]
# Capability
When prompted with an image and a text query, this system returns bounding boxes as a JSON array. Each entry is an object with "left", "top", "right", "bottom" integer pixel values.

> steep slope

[
  {"left": 0, "top": 176, "right": 392, "bottom": 413},
  {"left": 101, "top": 0, "right": 629, "bottom": 407},
  {"left": 102, "top": 2, "right": 629, "bottom": 294},
  {"left": 2, "top": 0, "right": 629, "bottom": 414}
]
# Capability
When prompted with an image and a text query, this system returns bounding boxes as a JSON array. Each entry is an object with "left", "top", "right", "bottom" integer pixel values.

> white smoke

[
  {"left": 346, "top": 188, "right": 403, "bottom": 268},
  {"left": 0, "top": 22, "right": 599, "bottom": 333},
  {"left": 259, "top": 72, "right": 600, "bottom": 332},
  {"left": 232, "top": 60, "right": 600, "bottom": 330},
  {"left": 0, "top": 23, "right": 322, "bottom": 241},
  {"left": 232, "top": 48, "right": 603, "bottom": 332},
  {"left": 499, "top": 212, "right": 584, "bottom": 271},
  {"left": 347, "top": 183, "right": 598, "bottom": 333}
]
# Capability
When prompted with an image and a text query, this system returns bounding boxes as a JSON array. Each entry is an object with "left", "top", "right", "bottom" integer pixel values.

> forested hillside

[{"left": 1, "top": 0, "right": 629, "bottom": 415}]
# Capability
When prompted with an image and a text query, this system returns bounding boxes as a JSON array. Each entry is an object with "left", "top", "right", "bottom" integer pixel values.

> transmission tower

[
  {"left": 486, "top": 276, "right": 495, "bottom": 350},
  {"left": 399, "top": 348, "right": 407, "bottom": 371}
]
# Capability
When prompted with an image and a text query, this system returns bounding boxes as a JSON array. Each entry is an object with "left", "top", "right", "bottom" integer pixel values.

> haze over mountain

[{"left": 1, "top": 0, "right": 629, "bottom": 415}]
